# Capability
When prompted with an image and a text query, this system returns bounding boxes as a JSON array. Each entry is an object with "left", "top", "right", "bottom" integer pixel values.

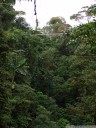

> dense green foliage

[{"left": 0, "top": 1, "right": 96, "bottom": 128}]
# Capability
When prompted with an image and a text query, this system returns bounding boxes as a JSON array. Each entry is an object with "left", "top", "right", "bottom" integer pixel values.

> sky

[{"left": 14, "top": 0, "right": 95, "bottom": 29}]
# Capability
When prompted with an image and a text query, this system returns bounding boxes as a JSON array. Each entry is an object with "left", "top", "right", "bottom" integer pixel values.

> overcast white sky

[{"left": 14, "top": 0, "right": 95, "bottom": 29}]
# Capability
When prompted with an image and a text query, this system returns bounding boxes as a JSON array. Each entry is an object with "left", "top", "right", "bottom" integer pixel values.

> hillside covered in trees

[{"left": 0, "top": 1, "right": 96, "bottom": 128}]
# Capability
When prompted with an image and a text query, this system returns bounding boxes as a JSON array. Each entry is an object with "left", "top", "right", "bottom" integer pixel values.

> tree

[
  {"left": 13, "top": 17, "right": 30, "bottom": 31},
  {"left": 43, "top": 16, "right": 71, "bottom": 34},
  {"left": 48, "top": 16, "right": 66, "bottom": 25},
  {"left": 0, "top": 2, "right": 16, "bottom": 30},
  {"left": 87, "top": 4, "right": 96, "bottom": 21},
  {"left": 70, "top": 4, "right": 96, "bottom": 23}
]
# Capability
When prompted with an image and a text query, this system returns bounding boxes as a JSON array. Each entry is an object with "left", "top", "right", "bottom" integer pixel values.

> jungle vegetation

[{"left": 0, "top": 0, "right": 96, "bottom": 128}]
